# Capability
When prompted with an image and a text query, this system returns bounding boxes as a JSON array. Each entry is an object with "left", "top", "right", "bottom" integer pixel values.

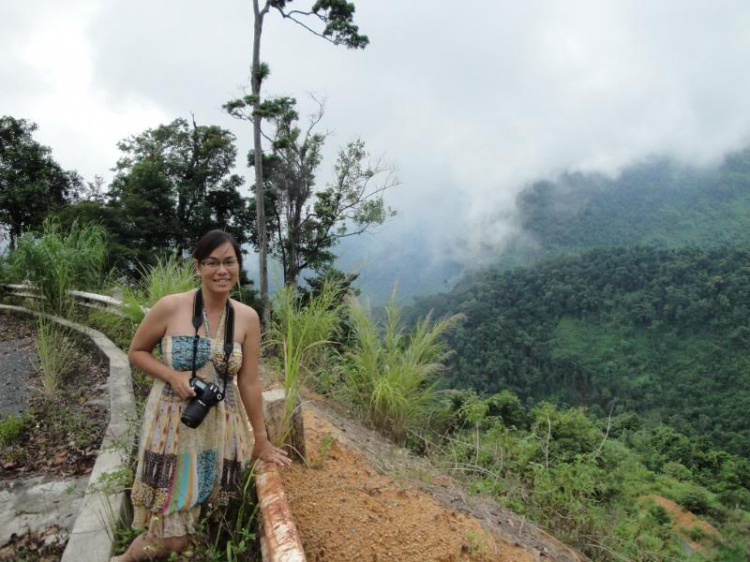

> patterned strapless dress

[{"left": 130, "top": 308, "right": 253, "bottom": 538}]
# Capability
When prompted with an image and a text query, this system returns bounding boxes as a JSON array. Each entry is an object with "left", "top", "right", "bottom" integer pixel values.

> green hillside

[{"left": 413, "top": 246, "right": 750, "bottom": 456}]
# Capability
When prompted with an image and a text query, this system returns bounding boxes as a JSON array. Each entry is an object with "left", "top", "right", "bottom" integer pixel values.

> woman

[{"left": 115, "top": 231, "right": 290, "bottom": 562}]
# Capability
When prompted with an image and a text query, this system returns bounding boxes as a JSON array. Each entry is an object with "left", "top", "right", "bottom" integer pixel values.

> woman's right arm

[{"left": 127, "top": 295, "right": 197, "bottom": 400}]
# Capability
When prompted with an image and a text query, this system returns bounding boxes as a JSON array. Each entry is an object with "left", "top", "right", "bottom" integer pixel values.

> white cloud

[
  {"left": 3, "top": 0, "right": 167, "bottom": 181},
  {"left": 4, "top": 0, "right": 750, "bottom": 265}
]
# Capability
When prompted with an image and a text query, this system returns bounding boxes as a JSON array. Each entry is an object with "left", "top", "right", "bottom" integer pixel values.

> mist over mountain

[
  {"left": 339, "top": 142, "right": 750, "bottom": 304},
  {"left": 514, "top": 145, "right": 750, "bottom": 254}
]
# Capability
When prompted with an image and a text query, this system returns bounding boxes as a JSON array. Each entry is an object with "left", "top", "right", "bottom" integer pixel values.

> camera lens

[{"left": 181, "top": 399, "right": 209, "bottom": 428}]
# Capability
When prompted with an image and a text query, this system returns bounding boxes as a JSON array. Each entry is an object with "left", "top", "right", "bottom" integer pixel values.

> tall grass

[
  {"left": 86, "top": 255, "right": 197, "bottom": 354},
  {"left": 9, "top": 218, "right": 108, "bottom": 316},
  {"left": 33, "top": 315, "right": 77, "bottom": 400},
  {"left": 340, "top": 297, "right": 462, "bottom": 443},
  {"left": 118, "top": 255, "right": 198, "bottom": 325},
  {"left": 270, "top": 279, "right": 344, "bottom": 446}
]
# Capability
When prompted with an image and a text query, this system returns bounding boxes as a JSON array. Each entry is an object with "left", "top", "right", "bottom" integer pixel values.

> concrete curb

[
  {"left": 0, "top": 305, "right": 136, "bottom": 562},
  {"left": 256, "top": 462, "right": 306, "bottom": 562}
]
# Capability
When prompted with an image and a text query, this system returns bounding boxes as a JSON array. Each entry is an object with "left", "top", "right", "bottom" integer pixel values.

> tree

[
  {"left": 225, "top": 0, "right": 369, "bottom": 328},
  {"left": 0, "top": 116, "right": 81, "bottom": 249},
  {"left": 236, "top": 97, "right": 396, "bottom": 286},
  {"left": 108, "top": 162, "right": 179, "bottom": 271},
  {"left": 269, "top": 102, "right": 395, "bottom": 285},
  {"left": 79, "top": 175, "right": 107, "bottom": 203},
  {"left": 111, "top": 117, "right": 252, "bottom": 259}
]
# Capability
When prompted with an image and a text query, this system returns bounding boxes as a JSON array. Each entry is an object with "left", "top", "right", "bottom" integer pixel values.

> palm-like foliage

[{"left": 341, "top": 297, "right": 461, "bottom": 443}]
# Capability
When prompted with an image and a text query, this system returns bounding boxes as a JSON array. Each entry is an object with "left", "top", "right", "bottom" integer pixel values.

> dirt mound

[
  {"left": 280, "top": 394, "right": 587, "bottom": 561},
  {"left": 643, "top": 495, "right": 720, "bottom": 553},
  {"left": 282, "top": 410, "right": 531, "bottom": 562}
]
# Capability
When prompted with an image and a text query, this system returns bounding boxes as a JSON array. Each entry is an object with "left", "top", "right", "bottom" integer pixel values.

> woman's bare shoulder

[
  {"left": 150, "top": 290, "right": 195, "bottom": 315},
  {"left": 231, "top": 299, "right": 260, "bottom": 326}
]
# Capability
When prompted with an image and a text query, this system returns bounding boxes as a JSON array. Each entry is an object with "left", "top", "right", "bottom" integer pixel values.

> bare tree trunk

[
  {"left": 285, "top": 186, "right": 297, "bottom": 286},
  {"left": 252, "top": 0, "right": 270, "bottom": 331}
]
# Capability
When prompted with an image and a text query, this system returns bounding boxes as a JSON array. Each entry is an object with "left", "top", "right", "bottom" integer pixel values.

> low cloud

[{"left": 4, "top": 0, "right": 750, "bottom": 271}]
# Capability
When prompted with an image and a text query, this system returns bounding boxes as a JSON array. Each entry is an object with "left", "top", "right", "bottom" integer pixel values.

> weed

[
  {"left": 462, "top": 530, "right": 483, "bottom": 554},
  {"left": 119, "top": 255, "right": 197, "bottom": 326},
  {"left": 270, "top": 279, "right": 344, "bottom": 447},
  {"left": 0, "top": 413, "right": 27, "bottom": 446},
  {"left": 94, "top": 467, "right": 135, "bottom": 494},
  {"left": 312, "top": 435, "right": 336, "bottom": 469},
  {"left": 194, "top": 467, "right": 260, "bottom": 561},
  {"left": 112, "top": 525, "right": 143, "bottom": 556},
  {"left": 112, "top": 468, "right": 261, "bottom": 561}
]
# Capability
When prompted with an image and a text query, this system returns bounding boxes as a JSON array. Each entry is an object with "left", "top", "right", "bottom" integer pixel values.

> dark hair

[{"left": 193, "top": 230, "right": 243, "bottom": 270}]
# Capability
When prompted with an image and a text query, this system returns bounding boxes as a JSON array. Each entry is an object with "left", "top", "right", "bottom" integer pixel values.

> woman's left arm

[{"left": 236, "top": 306, "right": 291, "bottom": 467}]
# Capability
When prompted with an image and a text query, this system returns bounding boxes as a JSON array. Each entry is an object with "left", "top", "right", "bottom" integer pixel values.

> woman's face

[{"left": 195, "top": 241, "right": 240, "bottom": 295}]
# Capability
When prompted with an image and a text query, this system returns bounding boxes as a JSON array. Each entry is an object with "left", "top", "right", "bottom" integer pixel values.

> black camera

[
  {"left": 180, "top": 378, "right": 225, "bottom": 429},
  {"left": 180, "top": 289, "right": 235, "bottom": 429}
]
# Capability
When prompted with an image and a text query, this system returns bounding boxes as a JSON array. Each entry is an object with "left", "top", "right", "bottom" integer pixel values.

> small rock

[{"left": 43, "top": 533, "right": 62, "bottom": 547}]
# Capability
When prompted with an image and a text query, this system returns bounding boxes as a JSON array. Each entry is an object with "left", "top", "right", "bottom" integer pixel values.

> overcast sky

[{"left": 4, "top": 0, "right": 750, "bottom": 268}]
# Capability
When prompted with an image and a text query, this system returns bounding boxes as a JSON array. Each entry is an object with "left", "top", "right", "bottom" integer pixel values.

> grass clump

[
  {"left": 33, "top": 315, "right": 77, "bottom": 399},
  {"left": 270, "top": 278, "right": 344, "bottom": 447},
  {"left": 8, "top": 218, "right": 108, "bottom": 316},
  {"left": 0, "top": 414, "right": 28, "bottom": 446},
  {"left": 119, "top": 255, "right": 197, "bottom": 325},
  {"left": 339, "top": 297, "right": 461, "bottom": 443}
]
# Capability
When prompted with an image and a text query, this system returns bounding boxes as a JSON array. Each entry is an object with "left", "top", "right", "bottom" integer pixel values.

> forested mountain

[
  {"left": 412, "top": 246, "right": 750, "bottom": 457},
  {"left": 407, "top": 146, "right": 750, "bottom": 462}
]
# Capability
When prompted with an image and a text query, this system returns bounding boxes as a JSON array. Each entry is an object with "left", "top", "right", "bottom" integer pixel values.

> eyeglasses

[{"left": 201, "top": 258, "right": 239, "bottom": 270}]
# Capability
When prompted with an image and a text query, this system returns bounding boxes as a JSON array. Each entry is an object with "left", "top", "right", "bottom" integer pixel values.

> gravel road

[{"left": 0, "top": 314, "right": 36, "bottom": 416}]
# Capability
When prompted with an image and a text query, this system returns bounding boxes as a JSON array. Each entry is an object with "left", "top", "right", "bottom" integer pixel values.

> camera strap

[{"left": 191, "top": 289, "right": 235, "bottom": 399}]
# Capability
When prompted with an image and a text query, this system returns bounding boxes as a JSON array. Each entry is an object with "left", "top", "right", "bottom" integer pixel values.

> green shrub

[
  {"left": 647, "top": 503, "right": 672, "bottom": 526},
  {"left": 0, "top": 255, "right": 10, "bottom": 285},
  {"left": 340, "top": 297, "right": 461, "bottom": 443},
  {"left": 686, "top": 524, "right": 706, "bottom": 542},
  {"left": 9, "top": 218, "right": 108, "bottom": 315},
  {"left": 662, "top": 460, "right": 693, "bottom": 481},
  {"left": 680, "top": 488, "right": 712, "bottom": 515},
  {"left": 531, "top": 402, "right": 602, "bottom": 462},
  {"left": 0, "top": 414, "right": 27, "bottom": 446},
  {"left": 486, "top": 390, "right": 527, "bottom": 428}
]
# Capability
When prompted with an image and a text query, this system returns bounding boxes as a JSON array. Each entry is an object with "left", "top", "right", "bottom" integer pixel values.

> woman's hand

[
  {"left": 168, "top": 370, "right": 206, "bottom": 400},
  {"left": 253, "top": 441, "right": 292, "bottom": 467}
]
